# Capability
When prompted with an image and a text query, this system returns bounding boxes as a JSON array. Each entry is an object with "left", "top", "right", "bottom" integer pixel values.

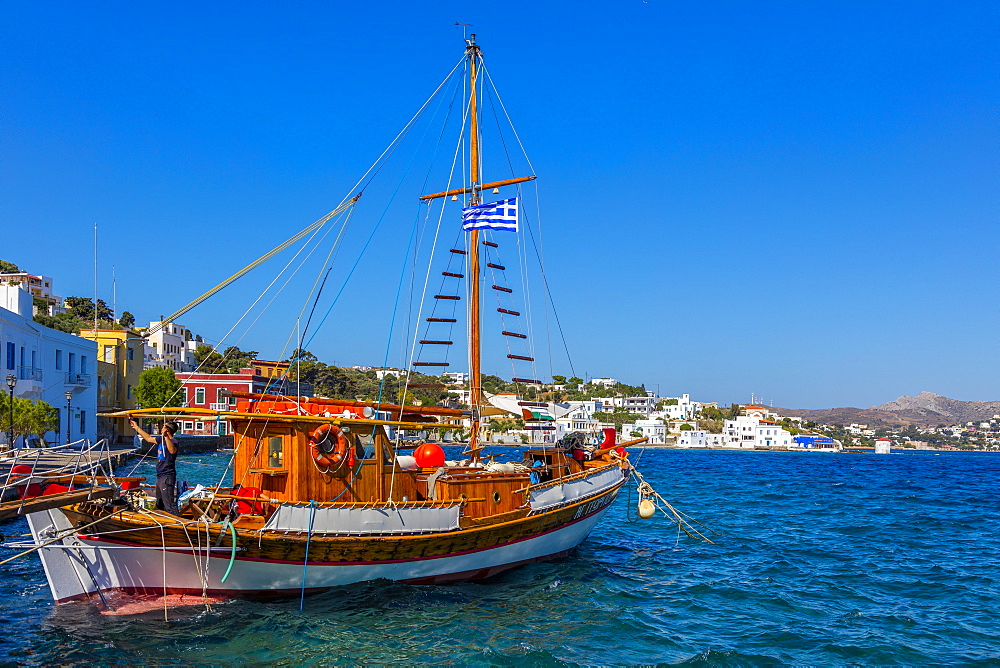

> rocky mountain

[
  {"left": 872, "top": 392, "right": 1000, "bottom": 423},
  {"left": 775, "top": 392, "right": 1000, "bottom": 429}
]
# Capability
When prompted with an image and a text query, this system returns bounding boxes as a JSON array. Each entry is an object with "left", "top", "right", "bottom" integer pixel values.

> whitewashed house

[
  {"left": 660, "top": 393, "right": 702, "bottom": 420},
  {"left": 723, "top": 412, "right": 794, "bottom": 449},
  {"left": 678, "top": 429, "right": 709, "bottom": 448},
  {"left": 755, "top": 423, "right": 793, "bottom": 448},
  {"left": 554, "top": 400, "right": 607, "bottom": 440},
  {"left": 622, "top": 418, "right": 671, "bottom": 444},
  {"left": 144, "top": 321, "right": 196, "bottom": 372},
  {"left": 0, "top": 284, "right": 97, "bottom": 446}
]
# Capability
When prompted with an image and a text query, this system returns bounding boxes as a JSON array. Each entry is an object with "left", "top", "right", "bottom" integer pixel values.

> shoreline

[{"left": 626, "top": 445, "right": 998, "bottom": 454}]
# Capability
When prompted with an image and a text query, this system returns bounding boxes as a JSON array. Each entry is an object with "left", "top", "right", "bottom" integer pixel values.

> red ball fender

[{"left": 309, "top": 424, "right": 349, "bottom": 469}]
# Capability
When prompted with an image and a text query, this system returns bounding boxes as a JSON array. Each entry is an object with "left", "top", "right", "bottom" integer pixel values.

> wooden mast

[
  {"left": 416, "top": 35, "right": 535, "bottom": 459},
  {"left": 467, "top": 33, "right": 483, "bottom": 458}
]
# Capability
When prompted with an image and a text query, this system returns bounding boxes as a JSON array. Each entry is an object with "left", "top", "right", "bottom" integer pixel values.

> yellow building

[
  {"left": 249, "top": 359, "right": 291, "bottom": 379},
  {"left": 79, "top": 328, "right": 145, "bottom": 442}
]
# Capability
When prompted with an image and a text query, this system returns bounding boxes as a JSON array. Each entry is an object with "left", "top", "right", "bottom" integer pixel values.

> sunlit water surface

[{"left": 2, "top": 448, "right": 998, "bottom": 665}]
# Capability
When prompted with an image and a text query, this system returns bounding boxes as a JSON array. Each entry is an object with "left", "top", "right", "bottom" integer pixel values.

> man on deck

[{"left": 129, "top": 418, "right": 180, "bottom": 515}]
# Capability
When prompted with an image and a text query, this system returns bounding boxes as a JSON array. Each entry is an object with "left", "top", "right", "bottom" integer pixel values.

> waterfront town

[{"left": 2, "top": 263, "right": 997, "bottom": 454}]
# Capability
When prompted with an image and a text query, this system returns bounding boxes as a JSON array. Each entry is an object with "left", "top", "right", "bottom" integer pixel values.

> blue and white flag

[{"left": 461, "top": 197, "right": 518, "bottom": 232}]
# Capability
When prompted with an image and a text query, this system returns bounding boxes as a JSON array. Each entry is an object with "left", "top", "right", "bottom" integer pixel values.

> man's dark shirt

[{"left": 155, "top": 435, "right": 178, "bottom": 477}]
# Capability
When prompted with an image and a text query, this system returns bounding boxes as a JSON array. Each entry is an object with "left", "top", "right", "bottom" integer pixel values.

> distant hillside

[{"left": 776, "top": 392, "right": 1000, "bottom": 428}]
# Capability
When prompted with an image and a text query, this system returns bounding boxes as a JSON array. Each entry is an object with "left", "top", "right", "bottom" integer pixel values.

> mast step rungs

[
  {"left": 507, "top": 354, "right": 534, "bottom": 361},
  {"left": 502, "top": 331, "right": 526, "bottom": 339},
  {"left": 413, "top": 362, "right": 450, "bottom": 367},
  {"left": 487, "top": 263, "right": 505, "bottom": 270},
  {"left": 434, "top": 295, "right": 461, "bottom": 300},
  {"left": 426, "top": 317, "right": 457, "bottom": 323},
  {"left": 512, "top": 377, "right": 542, "bottom": 384},
  {"left": 442, "top": 271, "right": 465, "bottom": 278},
  {"left": 497, "top": 308, "right": 521, "bottom": 316},
  {"left": 483, "top": 241, "right": 499, "bottom": 248},
  {"left": 492, "top": 285, "right": 513, "bottom": 293},
  {"left": 419, "top": 340, "right": 454, "bottom": 345},
  {"left": 449, "top": 248, "right": 467, "bottom": 255}
]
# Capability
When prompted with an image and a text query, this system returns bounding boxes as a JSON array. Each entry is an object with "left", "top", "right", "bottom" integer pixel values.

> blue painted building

[{"left": 794, "top": 434, "right": 836, "bottom": 448}]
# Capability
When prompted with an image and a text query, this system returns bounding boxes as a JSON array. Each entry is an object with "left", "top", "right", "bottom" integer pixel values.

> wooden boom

[{"left": 419, "top": 176, "right": 536, "bottom": 201}]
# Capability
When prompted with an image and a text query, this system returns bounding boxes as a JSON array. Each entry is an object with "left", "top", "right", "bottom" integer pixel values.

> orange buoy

[{"left": 413, "top": 442, "right": 446, "bottom": 468}]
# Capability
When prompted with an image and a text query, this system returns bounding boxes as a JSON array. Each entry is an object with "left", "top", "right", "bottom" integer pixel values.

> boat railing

[{"left": 1, "top": 438, "right": 116, "bottom": 504}]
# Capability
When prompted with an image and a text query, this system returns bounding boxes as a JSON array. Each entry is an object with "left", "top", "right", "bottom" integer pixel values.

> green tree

[
  {"left": 134, "top": 367, "right": 183, "bottom": 409},
  {"left": 33, "top": 312, "right": 88, "bottom": 334},
  {"left": 679, "top": 423, "right": 694, "bottom": 431},
  {"left": 0, "top": 395, "right": 59, "bottom": 446},
  {"left": 193, "top": 344, "right": 258, "bottom": 374},
  {"left": 0, "top": 260, "right": 20, "bottom": 273},
  {"left": 551, "top": 375, "right": 567, "bottom": 384},
  {"left": 118, "top": 311, "right": 135, "bottom": 328},
  {"left": 567, "top": 377, "right": 583, "bottom": 385},
  {"left": 194, "top": 344, "right": 226, "bottom": 372},
  {"left": 65, "top": 297, "right": 114, "bottom": 322}
]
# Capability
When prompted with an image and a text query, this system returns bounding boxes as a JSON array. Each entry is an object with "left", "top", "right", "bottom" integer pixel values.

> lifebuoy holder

[{"left": 309, "top": 424, "right": 350, "bottom": 470}]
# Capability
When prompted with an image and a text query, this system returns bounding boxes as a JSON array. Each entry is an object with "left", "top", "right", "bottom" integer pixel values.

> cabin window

[{"left": 267, "top": 436, "right": 284, "bottom": 468}]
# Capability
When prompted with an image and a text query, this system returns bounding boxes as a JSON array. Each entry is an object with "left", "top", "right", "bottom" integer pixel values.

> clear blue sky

[{"left": 2, "top": 1, "right": 997, "bottom": 408}]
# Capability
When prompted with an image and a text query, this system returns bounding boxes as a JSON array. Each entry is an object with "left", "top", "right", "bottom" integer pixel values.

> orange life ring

[{"left": 309, "top": 424, "right": 349, "bottom": 469}]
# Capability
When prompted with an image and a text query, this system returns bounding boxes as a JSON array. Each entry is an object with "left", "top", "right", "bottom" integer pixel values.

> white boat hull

[{"left": 27, "top": 493, "right": 619, "bottom": 604}]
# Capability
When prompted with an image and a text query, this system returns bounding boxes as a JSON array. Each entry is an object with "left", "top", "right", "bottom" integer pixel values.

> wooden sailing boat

[{"left": 24, "top": 35, "right": 638, "bottom": 605}]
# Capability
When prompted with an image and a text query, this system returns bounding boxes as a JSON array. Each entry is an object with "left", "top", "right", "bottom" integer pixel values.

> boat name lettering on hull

[{"left": 573, "top": 493, "right": 614, "bottom": 520}]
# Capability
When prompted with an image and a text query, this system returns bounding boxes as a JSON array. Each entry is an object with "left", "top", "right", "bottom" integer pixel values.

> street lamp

[
  {"left": 5, "top": 374, "right": 15, "bottom": 452},
  {"left": 65, "top": 390, "right": 73, "bottom": 445}
]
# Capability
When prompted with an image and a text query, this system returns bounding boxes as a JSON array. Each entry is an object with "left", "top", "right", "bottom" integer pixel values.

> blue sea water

[{"left": 2, "top": 448, "right": 998, "bottom": 665}]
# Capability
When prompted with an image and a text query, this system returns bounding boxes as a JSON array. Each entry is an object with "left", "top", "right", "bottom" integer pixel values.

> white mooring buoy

[{"left": 638, "top": 498, "right": 656, "bottom": 519}]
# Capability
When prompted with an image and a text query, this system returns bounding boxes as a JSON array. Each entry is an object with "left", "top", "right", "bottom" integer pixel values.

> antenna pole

[{"left": 93, "top": 223, "right": 98, "bottom": 336}]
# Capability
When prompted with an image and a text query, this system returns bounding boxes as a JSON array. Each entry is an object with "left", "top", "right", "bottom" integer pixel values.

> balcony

[
  {"left": 66, "top": 373, "right": 92, "bottom": 386},
  {"left": 209, "top": 402, "right": 235, "bottom": 411},
  {"left": 17, "top": 366, "right": 42, "bottom": 381}
]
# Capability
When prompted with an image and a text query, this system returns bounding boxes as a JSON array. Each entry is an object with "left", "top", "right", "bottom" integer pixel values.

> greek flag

[{"left": 461, "top": 197, "right": 518, "bottom": 232}]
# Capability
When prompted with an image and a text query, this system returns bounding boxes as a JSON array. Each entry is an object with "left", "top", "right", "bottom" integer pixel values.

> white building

[
  {"left": 443, "top": 372, "right": 469, "bottom": 384},
  {"left": 144, "top": 321, "right": 195, "bottom": 372},
  {"left": 590, "top": 377, "right": 618, "bottom": 388},
  {"left": 678, "top": 429, "right": 709, "bottom": 448},
  {"left": 554, "top": 400, "right": 607, "bottom": 437},
  {"left": 659, "top": 393, "right": 702, "bottom": 420},
  {"left": 0, "top": 284, "right": 97, "bottom": 447},
  {"left": 0, "top": 270, "right": 62, "bottom": 315},
  {"left": 622, "top": 395, "right": 657, "bottom": 416},
  {"left": 622, "top": 418, "right": 671, "bottom": 444},
  {"left": 723, "top": 412, "right": 794, "bottom": 449},
  {"left": 755, "top": 423, "right": 793, "bottom": 448}
]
